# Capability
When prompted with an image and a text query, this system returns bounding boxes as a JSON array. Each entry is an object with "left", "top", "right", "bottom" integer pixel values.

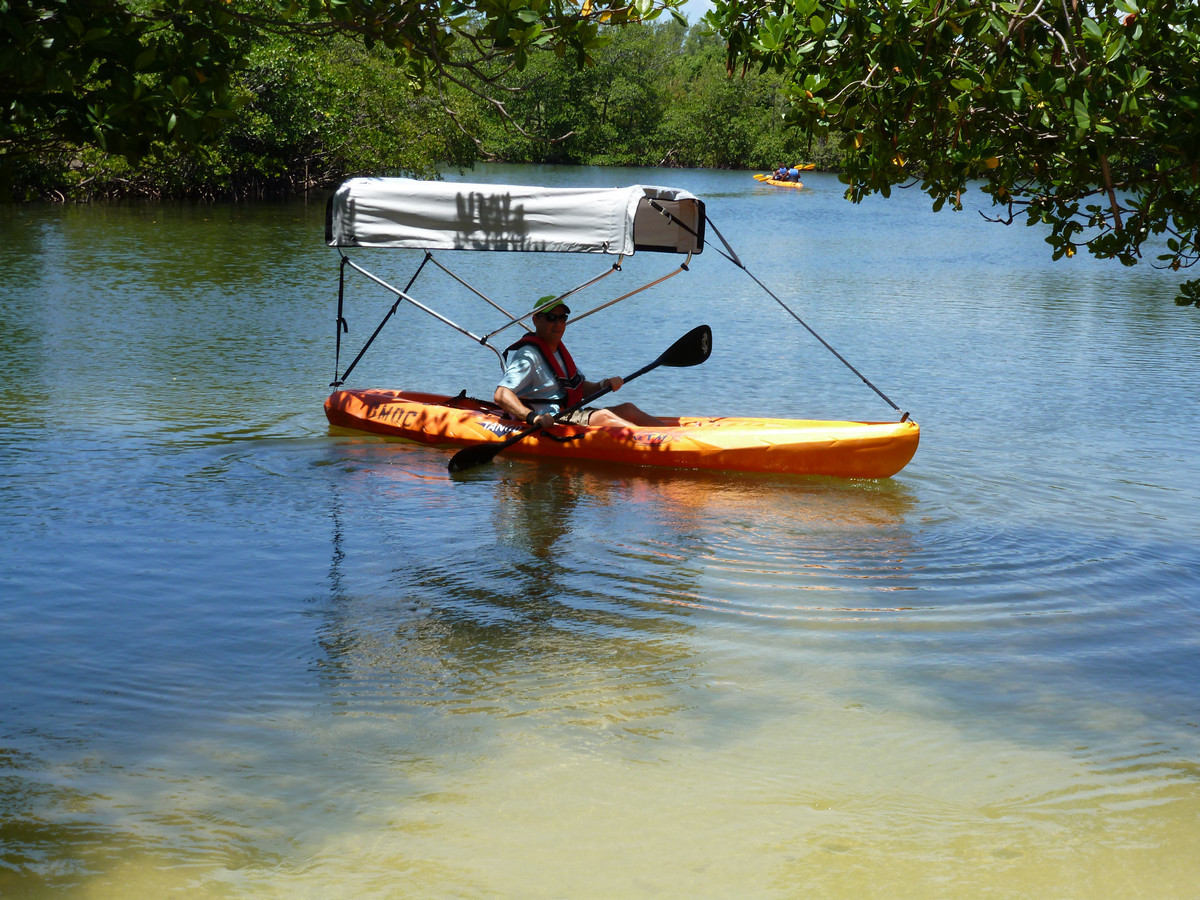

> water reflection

[
  {"left": 314, "top": 440, "right": 930, "bottom": 716},
  {"left": 317, "top": 446, "right": 711, "bottom": 738},
  {"left": 491, "top": 467, "right": 591, "bottom": 560},
  {"left": 311, "top": 439, "right": 930, "bottom": 750}
]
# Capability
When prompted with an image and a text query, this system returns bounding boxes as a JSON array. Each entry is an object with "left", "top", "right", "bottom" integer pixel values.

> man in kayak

[{"left": 495, "top": 296, "right": 663, "bottom": 430}]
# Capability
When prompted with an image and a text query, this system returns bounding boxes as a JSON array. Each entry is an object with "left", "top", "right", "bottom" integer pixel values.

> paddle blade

[
  {"left": 448, "top": 441, "right": 503, "bottom": 473},
  {"left": 658, "top": 324, "right": 712, "bottom": 369}
]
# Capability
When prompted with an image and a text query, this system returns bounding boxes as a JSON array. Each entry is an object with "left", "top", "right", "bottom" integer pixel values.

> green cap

[{"left": 534, "top": 294, "right": 570, "bottom": 314}]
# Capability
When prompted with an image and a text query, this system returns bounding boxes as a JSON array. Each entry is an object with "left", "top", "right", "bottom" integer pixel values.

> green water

[{"left": 1, "top": 165, "right": 1197, "bottom": 897}]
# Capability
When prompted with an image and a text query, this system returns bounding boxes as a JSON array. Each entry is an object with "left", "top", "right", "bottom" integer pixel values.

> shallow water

[{"left": 1, "top": 165, "right": 1198, "bottom": 897}]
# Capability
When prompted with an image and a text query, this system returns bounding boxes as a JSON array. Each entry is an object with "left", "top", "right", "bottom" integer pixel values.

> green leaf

[
  {"left": 1073, "top": 98, "right": 1091, "bottom": 129},
  {"left": 1106, "top": 34, "right": 1127, "bottom": 62}
]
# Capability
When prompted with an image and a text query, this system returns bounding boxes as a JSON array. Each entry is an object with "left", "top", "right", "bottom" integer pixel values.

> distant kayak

[{"left": 754, "top": 174, "right": 806, "bottom": 189}]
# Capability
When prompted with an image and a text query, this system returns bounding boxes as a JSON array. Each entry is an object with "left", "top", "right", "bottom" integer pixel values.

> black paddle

[{"left": 448, "top": 324, "right": 712, "bottom": 473}]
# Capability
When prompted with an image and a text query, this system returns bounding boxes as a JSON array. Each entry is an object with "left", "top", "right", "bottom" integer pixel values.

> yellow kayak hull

[
  {"left": 754, "top": 175, "right": 805, "bottom": 188},
  {"left": 325, "top": 389, "right": 920, "bottom": 479},
  {"left": 754, "top": 168, "right": 813, "bottom": 189}
]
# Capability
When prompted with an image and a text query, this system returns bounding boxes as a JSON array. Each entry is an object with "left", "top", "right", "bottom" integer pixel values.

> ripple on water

[{"left": 594, "top": 505, "right": 1196, "bottom": 637}]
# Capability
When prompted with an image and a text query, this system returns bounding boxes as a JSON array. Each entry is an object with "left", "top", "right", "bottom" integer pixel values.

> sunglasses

[{"left": 537, "top": 312, "right": 569, "bottom": 323}]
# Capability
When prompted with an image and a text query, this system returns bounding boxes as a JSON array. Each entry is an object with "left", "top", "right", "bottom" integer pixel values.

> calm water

[{"left": 2, "top": 165, "right": 1198, "bottom": 898}]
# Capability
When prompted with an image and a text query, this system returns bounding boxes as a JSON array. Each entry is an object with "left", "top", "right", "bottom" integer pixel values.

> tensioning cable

[{"left": 647, "top": 200, "right": 909, "bottom": 422}]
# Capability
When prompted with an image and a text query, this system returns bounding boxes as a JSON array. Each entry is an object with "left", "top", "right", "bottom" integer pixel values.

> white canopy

[{"left": 325, "top": 177, "right": 704, "bottom": 255}]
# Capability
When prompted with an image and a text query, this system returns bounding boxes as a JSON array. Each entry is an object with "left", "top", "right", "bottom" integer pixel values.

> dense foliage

[
  {"left": 12, "top": 34, "right": 480, "bottom": 199},
  {"left": 0, "top": 0, "right": 681, "bottom": 197},
  {"left": 706, "top": 0, "right": 1200, "bottom": 306},
  {"left": 1, "top": 1, "right": 241, "bottom": 172},
  {"left": 471, "top": 23, "right": 829, "bottom": 170},
  {"left": 12, "top": 0, "right": 1196, "bottom": 306},
  {"left": 5, "top": 10, "right": 827, "bottom": 199}
]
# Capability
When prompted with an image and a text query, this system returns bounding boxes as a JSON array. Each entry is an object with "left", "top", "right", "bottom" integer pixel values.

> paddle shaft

[
  {"left": 446, "top": 324, "right": 711, "bottom": 473},
  {"left": 456, "top": 364, "right": 654, "bottom": 466}
]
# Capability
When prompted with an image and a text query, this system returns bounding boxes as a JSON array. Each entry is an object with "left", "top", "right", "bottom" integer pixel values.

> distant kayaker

[
  {"left": 787, "top": 167, "right": 800, "bottom": 181},
  {"left": 495, "top": 296, "right": 663, "bottom": 430}
]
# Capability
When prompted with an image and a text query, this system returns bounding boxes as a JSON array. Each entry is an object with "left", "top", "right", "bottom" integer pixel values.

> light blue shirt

[{"left": 498, "top": 344, "right": 586, "bottom": 415}]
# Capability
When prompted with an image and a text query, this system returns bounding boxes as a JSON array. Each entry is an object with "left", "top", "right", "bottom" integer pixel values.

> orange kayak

[{"left": 326, "top": 389, "right": 920, "bottom": 479}]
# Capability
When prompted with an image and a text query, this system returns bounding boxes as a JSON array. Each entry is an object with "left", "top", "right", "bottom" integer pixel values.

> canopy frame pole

[
  {"left": 426, "top": 253, "right": 625, "bottom": 332},
  {"left": 332, "top": 254, "right": 350, "bottom": 386},
  {"left": 333, "top": 254, "right": 504, "bottom": 388},
  {"left": 425, "top": 254, "right": 533, "bottom": 329},
  {"left": 332, "top": 252, "right": 430, "bottom": 386},
  {"left": 480, "top": 256, "right": 627, "bottom": 344},
  {"left": 569, "top": 253, "right": 693, "bottom": 325},
  {"left": 480, "top": 253, "right": 689, "bottom": 344},
  {"left": 546, "top": 255, "right": 625, "bottom": 309}
]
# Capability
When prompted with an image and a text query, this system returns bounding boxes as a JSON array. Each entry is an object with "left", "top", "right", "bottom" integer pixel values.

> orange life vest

[{"left": 504, "top": 334, "right": 585, "bottom": 408}]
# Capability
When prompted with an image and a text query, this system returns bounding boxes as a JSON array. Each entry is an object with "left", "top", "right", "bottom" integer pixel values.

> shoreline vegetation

[
  {"left": 9, "top": 3, "right": 1198, "bottom": 307},
  {"left": 6, "top": 22, "right": 842, "bottom": 204}
]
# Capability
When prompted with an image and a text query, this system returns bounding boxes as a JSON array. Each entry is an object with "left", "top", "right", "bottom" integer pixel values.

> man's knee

[{"left": 589, "top": 408, "right": 631, "bottom": 428}]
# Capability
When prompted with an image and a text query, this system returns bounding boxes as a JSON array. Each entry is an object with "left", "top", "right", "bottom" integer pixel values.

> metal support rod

[
  {"left": 332, "top": 255, "right": 349, "bottom": 386},
  {"left": 481, "top": 256, "right": 628, "bottom": 344},
  {"left": 569, "top": 255, "right": 692, "bottom": 325},
  {"left": 339, "top": 257, "right": 505, "bottom": 377},
  {"left": 425, "top": 254, "right": 531, "bottom": 327}
]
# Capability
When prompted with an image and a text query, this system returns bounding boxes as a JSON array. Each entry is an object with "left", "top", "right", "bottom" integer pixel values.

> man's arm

[
  {"left": 494, "top": 385, "right": 553, "bottom": 429},
  {"left": 580, "top": 376, "right": 622, "bottom": 396}
]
